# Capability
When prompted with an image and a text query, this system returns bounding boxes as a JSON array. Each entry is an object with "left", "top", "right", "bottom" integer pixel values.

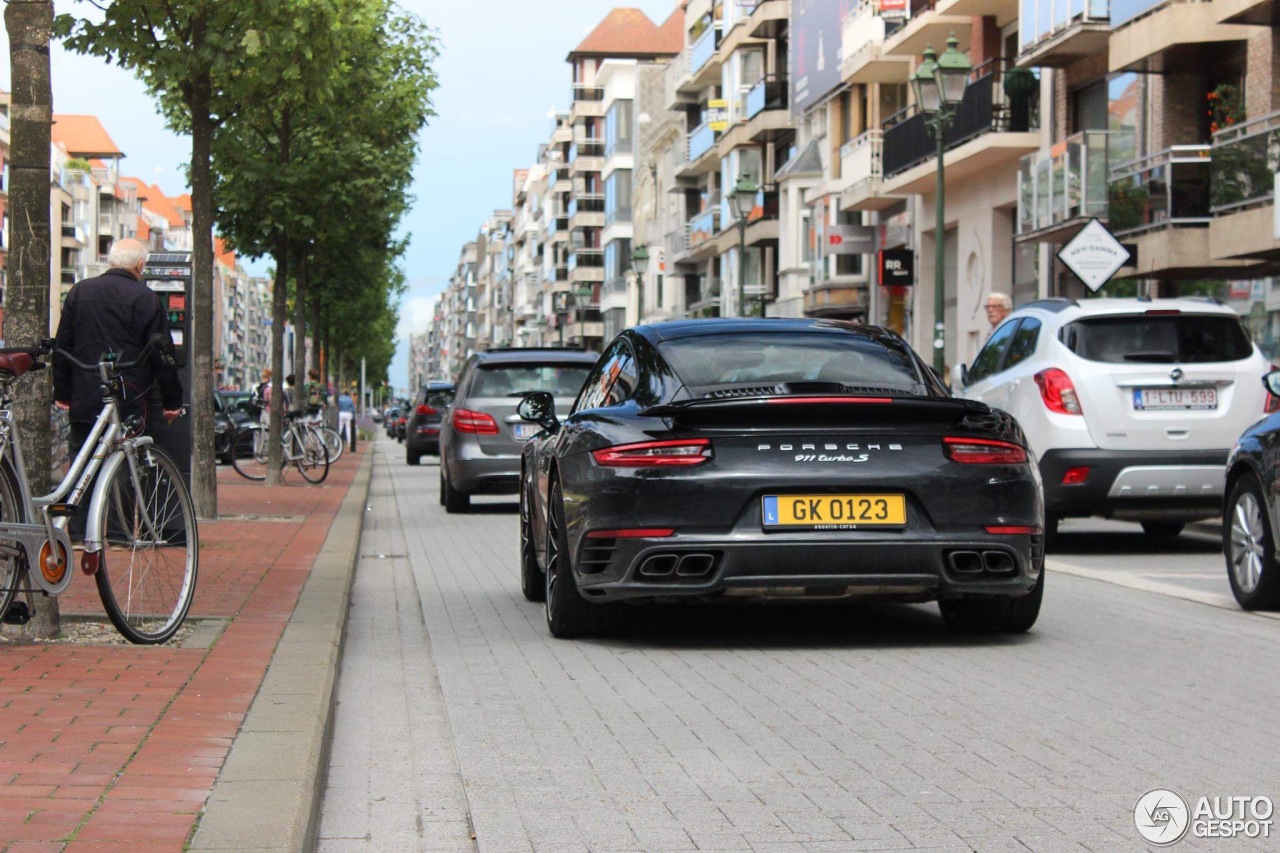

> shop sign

[
  {"left": 879, "top": 248, "right": 913, "bottom": 285},
  {"left": 1057, "top": 218, "right": 1131, "bottom": 292}
]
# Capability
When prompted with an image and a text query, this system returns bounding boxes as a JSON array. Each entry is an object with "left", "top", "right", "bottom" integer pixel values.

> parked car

[
  {"left": 405, "top": 382, "right": 456, "bottom": 465},
  {"left": 214, "top": 390, "right": 255, "bottom": 464},
  {"left": 1223, "top": 369, "right": 1280, "bottom": 611},
  {"left": 440, "top": 347, "right": 598, "bottom": 512},
  {"left": 952, "top": 297, "right": 1274, "bottom": 545},
  {"left": 518, "top": 319, "right": 1044, "bottom": 639}
]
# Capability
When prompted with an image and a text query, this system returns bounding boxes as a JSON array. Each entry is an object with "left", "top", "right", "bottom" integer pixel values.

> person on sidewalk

[
  {"left": 337, "top": 391, "right": 356, "bottom": 449},
  {"left": 984, "top": 292, "right": 1013, "bottom": 340}
]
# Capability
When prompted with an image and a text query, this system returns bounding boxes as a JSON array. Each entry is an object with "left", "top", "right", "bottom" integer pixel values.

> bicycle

[
  {"left": 301, "top": 406, "right": 344, "bottom": 463},
  {"left": 0, "top": 336, "right": 198, "bottom": 644},
  {"left": 231, "top": 409, "right": 330, "bottom": 483}
]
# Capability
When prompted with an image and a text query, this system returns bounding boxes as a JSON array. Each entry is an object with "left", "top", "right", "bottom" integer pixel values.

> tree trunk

[
  {"left": 188, "top": 70, "right": 217, "bottom": 519},
  {"left": 310, "top": 297, "right": 321, "bottom": 392},
  {"left": 5, "top": 0, "right": 56, "bottom": 636},
  {"left": 293, "top": 252, "right": 307, "bottom": 394},
  {"left": 267, "top": 238, "right": 289, "bottom": 486}
]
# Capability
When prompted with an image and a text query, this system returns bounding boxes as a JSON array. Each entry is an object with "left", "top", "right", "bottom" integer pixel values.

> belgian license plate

[
  {"left": 513, "top": 423, "right": 541, "bottom": 440},
  {"left": 1133, "top": 387, "right": 1218, "bottom": 410},
  {"left": 762, "top": 494, "right": 906, "bottom": 529}
]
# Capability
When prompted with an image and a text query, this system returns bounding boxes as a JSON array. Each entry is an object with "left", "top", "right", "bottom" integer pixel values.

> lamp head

[
  {"left": 730, "top": 174, "right": 760, "bottom": 221},
  {"left": 935, "top": 34, "right": 973, "bottom": 108},
  {"left": 631, "top": 246, "right": 651, "bottom": 275},
  {"left": 911, "top": 45, "right": 942, "bottom": 115}
]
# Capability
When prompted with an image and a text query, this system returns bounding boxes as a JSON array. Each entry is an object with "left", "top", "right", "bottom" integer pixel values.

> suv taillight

[
  {"left": 1034, "top": 368, "right": 1083, "bottom": 415},
  {"left": 592, "top": 439, "right": 712, "bottom": 467},
  {"left": 416, "top": 404, "right": 437, "bottom": 416},
  {"left": 452, "top": 408, "right": 499, "bottom": 435}
]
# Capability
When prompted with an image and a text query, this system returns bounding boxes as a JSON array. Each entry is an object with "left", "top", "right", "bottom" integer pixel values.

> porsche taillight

[
  {"left": 943, "top": 436, "right": 1028, "bottom": 464},
  {"left": 1034, "top": 368, "right": 1083, "bottom": 415},
  {"left": 592, "top": 438, "right": 713, "bottom": 467},
  {"left": 452, "top": 408, "right": 499, "bottom": 435}
]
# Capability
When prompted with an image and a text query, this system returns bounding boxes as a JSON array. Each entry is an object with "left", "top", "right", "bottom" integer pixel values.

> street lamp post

[
  {"left": 630, "top": 246, "right": 650, "bottom": 325},
  {"left": 911, "top": 34, "right": 972, "bottom": 376},
  {"left": 728, "top": 175, "right": 760, "bottom": 318}
]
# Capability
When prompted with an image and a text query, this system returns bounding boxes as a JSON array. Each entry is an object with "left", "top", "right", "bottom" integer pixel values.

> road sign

[{"left": 1057, "top": 219, "right": 1131, "bottom": 292}]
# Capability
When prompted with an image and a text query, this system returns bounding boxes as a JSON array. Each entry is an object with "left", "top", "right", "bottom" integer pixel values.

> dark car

[
  {"left": 406, "top": 382, "right": 456, "bottom": 465},
  {"left": 440, "top": 347, "right": 598, "bottom": 512},
  {"left": 384, "top": 407, "right": 401, "bottom": 438},
  {"left": 517, "top": 319, "right": 1045, "bottom": 638},
  {"left": 214, "top": 390, "right": 255, "bottom": 464},
  {"left": 1223, "top": 368, "right": 1280, "bottom": 611}
]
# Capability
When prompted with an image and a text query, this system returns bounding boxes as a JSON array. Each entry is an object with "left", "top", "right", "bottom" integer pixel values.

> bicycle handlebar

[{"left": 0, "top": 334, "right": 176, "bottom": 373}]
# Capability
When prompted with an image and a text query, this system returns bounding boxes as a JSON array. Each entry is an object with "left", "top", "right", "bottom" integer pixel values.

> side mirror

[
  {"left": 950, "top": 364, "right": 968, "bottom": 389},
  {"left": 1264, "top": 370, "right": 1280, "bottom": 398},
  {"left": 517, "top": 391, "right": 559, "bottom": 431}
]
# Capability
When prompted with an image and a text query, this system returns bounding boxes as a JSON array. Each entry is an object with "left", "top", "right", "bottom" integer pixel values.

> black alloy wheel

[
  {"left": 441, "top": 465, "right": 469, "bottom": 513},
  {"left": 520, "top": 477, "right": 545, "bottom": 602},
  {"left": 544, "top": 479, "right": 607, "bottom": 638}
]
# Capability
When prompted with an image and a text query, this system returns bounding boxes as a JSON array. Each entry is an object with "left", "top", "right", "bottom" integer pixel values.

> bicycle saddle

[{"left": 0, "top": 353, "right": 36, "bottom": 379}]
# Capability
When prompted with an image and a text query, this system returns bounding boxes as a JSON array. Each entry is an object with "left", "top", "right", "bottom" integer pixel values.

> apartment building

[{"left": 443, "top": 242, "right": 479, "bottom": 379}]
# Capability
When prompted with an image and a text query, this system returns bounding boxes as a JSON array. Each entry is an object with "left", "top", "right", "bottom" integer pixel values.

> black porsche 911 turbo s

[{"left": 517, "top": 318, "right": 1045, "bottom": 639}]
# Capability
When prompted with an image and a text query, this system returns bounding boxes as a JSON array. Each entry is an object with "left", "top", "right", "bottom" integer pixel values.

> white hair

[
  {"left": 986, "top": 292, "right": 1013, "bottom": 309},
  {"left": 107, "top": 240, "right": 149, "bottom": 271}
]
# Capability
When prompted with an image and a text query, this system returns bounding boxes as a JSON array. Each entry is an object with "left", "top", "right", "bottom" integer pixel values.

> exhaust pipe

[
  {"left": 982, "top": 551, "right": 1015, "bottom": 574},
  {"left": 948, "top": 551, "right": 984, "bottom": 574},
  {"left": 638, "top": 554, "right": 678, "bottom": 578},
  {"left": 676, "top": 553, "right": 715, "bottom": 577}
]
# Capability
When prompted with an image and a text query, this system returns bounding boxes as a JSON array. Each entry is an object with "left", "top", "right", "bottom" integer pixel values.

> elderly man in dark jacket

[{"left": 53, "top": 238, "right": 184, "bottom": 457}]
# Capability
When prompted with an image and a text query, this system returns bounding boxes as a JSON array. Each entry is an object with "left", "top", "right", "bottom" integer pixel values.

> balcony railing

[
  {"left": 1111, "top": 0, "right": 1167, "bottom": 27},
  {"left": 604, "top": 207, "right": 632, "bottom": 227},
  {"left": 688, "top": 120, "right": 717, "bottom": 162},
  {"left": 666, "top": 227, "right": 688, "bottom": 259},
  {"left": 567, "top": 194, "right": 605, "bottom": 217},
  {"left": 1210, "top": 110, "right": 1280, "bottom": 214},
  {"left": 1107, "top": 145, "right": 1212, "bottom": 235},
  {"left": 1018, "top": 130, "right": 1134, "bottom": 235},
  {"left": 569, "top": 140, "right": 605, "bottom": 161},
  {"left": 842, "top": 0, "right": 888, "bottom": 68},
  {"left": 567, "top": 248, "right": 605, "bottom": 270},
  {"left": 572, "top": 84, "right": 605, "bottom": 103},
  {"left": 746, "top": 74, "right": 788, "bottom": 119},
  {"left": 605, "top": 137, "right": 633, "bottom": 158},
  {"left": 882, "top": 59, "right": 1040, "bottom": 177},
  {"left": 841, "top": 130, "right": 884, "bottom": 187},
  {"left": 1019, "top": 0, "right": 1110, "bottom": 52},
  {"left": 688, "top": 207, "right": 721, "bottom": 249},
  {"left": 690, "top": 24, "right": 720, "bottom": 73},
  {"left": 747, "top": 186, "right": 780, "bottom": 223}
]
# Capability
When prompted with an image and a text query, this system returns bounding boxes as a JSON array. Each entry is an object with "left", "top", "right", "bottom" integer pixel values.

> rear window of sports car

[
  {"left": 657, "top": 332, "right": 928, "bottom": 395},
  {"left": 1061, "top": 315, "right": 1253, "bottom": 363}
]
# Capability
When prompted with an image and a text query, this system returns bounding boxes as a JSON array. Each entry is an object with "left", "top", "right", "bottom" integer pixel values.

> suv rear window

[
  {"left": 470, "top": 364, "right": 592, "bottom": 398},
  {"left": 657, "top": 332, "right": 928, "bottom": 395},
  {"left": 1061, "top": 315, "right": 1254, "bottom": 364}
]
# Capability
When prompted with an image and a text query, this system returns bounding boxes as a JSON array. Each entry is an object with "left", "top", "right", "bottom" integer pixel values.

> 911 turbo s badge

[{"left": 756, "top": 442, "right": 904, "bottom": 463}]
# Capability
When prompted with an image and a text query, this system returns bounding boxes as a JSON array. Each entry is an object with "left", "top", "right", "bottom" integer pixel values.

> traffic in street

[{"left": 317, "top": 440, "right": 1280, "bottom": 851}]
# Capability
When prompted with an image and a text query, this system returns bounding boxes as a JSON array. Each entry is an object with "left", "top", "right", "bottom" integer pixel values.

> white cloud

[{"left": 396, "top": 294, "right": 438, "bottom": 337}]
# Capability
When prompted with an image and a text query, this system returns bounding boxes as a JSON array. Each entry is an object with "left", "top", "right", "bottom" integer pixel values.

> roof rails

[
  {"left": 1021, "top": 297, "right": 1079, "bottom": 313},
  {"left": 484, "top": 345, "right": 587, "bottom": 352}
]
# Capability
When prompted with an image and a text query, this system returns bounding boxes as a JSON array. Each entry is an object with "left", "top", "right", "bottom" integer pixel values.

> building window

[{"left": 605, "top": 99, "right": 633, "bottom": 157}]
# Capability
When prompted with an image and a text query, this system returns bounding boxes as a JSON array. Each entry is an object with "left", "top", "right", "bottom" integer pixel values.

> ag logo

[{"left": 1134, "top": 788, "right": 1190, "bottom": 845}]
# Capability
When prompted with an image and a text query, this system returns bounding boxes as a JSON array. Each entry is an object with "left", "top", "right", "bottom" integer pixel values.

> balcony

[
  {"left": 748, "top": 0, "right": 789, "bottom": 38},
  {"left": 688, "top": 278, "right": 723, "bottom": 315},
  {"left": 571, "top": 84, "right": 604, "bottom": 104},
  {"left": 805, "top": 281, "right": 865, "bottom": 318},
  {"left": 1218, "top": 0, "right": 1280, "bottom": 23},
  {"left": 690, "top": 24, "right": 720, "bottom": 73},
  {"left": 666, "top": 227, "right": 690, "bottom": 263},
  {"left": 839, "top": 130, "right": 902, "bottom": 212},
  {"left": 939, "top": 0, "right": 1018, "bottom": 24},
  {"left": 665, "top": 49, "right": 697, "bottom": 108},
  {"left": 881, "top": 60, "right": 1041, "bottom": 194},
  {"left": 60, "top": 224, "right": 87, "bottom": 247},
  {"left": 1210, "top": 110, "right": 1280, "bottom": 262},
  {"left": 604, "top": 206, "right": 632, "bottom": 228},
  {"left": 883, "top": 0, "right": 971, "bottom": 59},
  {"left": 719, "top": 3, "right": 768, "bottom": 58},
  {"left": 569, "top": 139, "right": 605, "bottom": 174},
  {"left": 1017, "top": 131, "right": 1134, "bottom": 242},
  {"left": 1109, "top": 0, "right": 1249, "bottom": 73},
  {"left": 687, "top": 207, "right": 722, "bottom": 256},
  {"left": 841, "top": 1, "right": 912, "bottom": 84},
  {"left": 744, "top": 75, "right": 791, "bottom": 142},
  {"left": 683, "top": 121, "right": 720, "bottom": 173},
  {"left": 568, "top": 193, "right": 605, "bottom": 229},
  {"left": 1016, "top": 0, "right": 1111, "bottom": 68}
]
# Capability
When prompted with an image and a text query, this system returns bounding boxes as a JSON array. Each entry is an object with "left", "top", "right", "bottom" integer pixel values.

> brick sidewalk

[{"left": 0, "top": 448, "right": 366, "bottom": 852}]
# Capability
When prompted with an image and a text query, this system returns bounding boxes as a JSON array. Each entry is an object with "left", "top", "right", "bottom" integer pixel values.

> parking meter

[{"left": 141, "top": 252, "right": 194, "bottom": 482}]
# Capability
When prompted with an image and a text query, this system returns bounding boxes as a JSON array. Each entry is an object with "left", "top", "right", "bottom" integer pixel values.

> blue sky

[{"left": 2, "top": 0, "right": 680, "bottom": 392}]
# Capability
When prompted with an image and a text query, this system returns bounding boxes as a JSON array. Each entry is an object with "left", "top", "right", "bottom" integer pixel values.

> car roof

[
  {"left": 470, "top": 347, "right": 598, "bottom": 364},
  {"left": 1014, "top": 297, "right": 1239, "bottom": 321},
  {"left": 634, "top": 317, "right": 906, "bottom": 346}
]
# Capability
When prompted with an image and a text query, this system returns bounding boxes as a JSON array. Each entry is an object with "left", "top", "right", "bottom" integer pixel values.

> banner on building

[
  {"left": 789, "top": 0, "right": 849, "bottom": 117},
  {"left": 879, "top": 249, "right": 914, "bottom": 286},
  {"left": 827, "top": 223, "right": 874, "bottom": 255},
  {"left": 707, "top": 99, "right": 730, "bottom": 132},
  {"left": 877, "top": 0, "right": 909, "bottom": 19}
]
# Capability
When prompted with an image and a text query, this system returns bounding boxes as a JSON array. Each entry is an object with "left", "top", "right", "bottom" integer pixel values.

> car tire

[
  {"left": 1043, "top": 513, "right": 1060, "bottom": 552},
  {"left": 939, "top": 570, "right": 1044, "bottom": 634},
  {"left": 1225, "top": 475, "right": 1280, "bottom": 610},
  {"left": 544, "top": 479, "right": 608, "bottom": 638},
  {"left": 441, "top": 467, "right": 469, "bottom": 513},
  {"left": 406, "top": 447, "right": 420, "bottom": 466},
  {"left": 1141, "top": 520, "right": 1184, "bottom": 538},
  {"left": 520, "top": 478, "right": 545, "bottom": 603}
]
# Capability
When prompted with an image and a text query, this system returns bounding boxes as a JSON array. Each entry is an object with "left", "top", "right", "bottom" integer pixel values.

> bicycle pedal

[
  {"left": 47, "top": 504, "right": 78, "bottom": 517},
  {"left": 3, "top": 600, "right": 30, "bottom": 625},
  {"left": 80, "top": 551, "right": 100, "bottom": 576}
]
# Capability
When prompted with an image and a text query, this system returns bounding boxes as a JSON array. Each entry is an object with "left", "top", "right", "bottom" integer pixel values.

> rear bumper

[
  {"left": 572, "top": 532, "right": 1042, "bottom": 604},
  {"left": 1040, "top": 448, "right": 1228, "bottom": 518},
  {"left": 446, "top": 453, "right": 521, "bottom": 494},
  {"left": 406, "top": 423, "right": 441, "bottom": 454}
]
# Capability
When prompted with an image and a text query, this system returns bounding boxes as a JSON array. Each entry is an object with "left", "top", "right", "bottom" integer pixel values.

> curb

[{"left": 190, "top": 450, "right": 375, "bottom": 852}]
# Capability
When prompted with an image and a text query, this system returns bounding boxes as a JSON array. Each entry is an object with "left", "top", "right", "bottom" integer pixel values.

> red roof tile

[
  {"left": 51, "top": 115, "right": 123, "bottom": 158},
  {"left": 569, "top": 8, "right": 680, "bottom": 59}
]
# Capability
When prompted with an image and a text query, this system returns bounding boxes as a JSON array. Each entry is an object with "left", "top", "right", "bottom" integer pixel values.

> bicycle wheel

[
  {"left": 322, "top": 427, "right": 344, "bottom": 463},
  {"left": 0, "top": 458, "right": 27, "bottom": 619},
  {"left": 292, "top": 427, "right": 330, "bottom": 484},
  {"left": 94, "top": 444, "right": 198, "bottom": 644},
  {"left": 231, "top": 425, "right": 268, "bottom": 480}
]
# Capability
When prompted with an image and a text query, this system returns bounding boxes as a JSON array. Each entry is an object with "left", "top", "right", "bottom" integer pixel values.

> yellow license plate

[{"left": 762, "top": 494, "right": 906, "bottom": 528}]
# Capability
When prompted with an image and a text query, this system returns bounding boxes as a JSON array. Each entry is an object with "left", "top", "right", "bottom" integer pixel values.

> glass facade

[{"left": 605, "top": 99, "right": 633, "bottom": 157}]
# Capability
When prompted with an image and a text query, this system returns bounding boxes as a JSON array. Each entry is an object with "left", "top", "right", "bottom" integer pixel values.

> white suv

[{"left": 953, "top": 297, "right": 1274, "bottom": 543}]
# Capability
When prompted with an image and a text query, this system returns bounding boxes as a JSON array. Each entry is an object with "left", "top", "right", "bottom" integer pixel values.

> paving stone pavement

[{"left": 319, "top": 439, "right": 1280, "bottom": 851}]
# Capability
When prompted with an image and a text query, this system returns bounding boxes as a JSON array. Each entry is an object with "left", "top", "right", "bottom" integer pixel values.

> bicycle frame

[{"left": 0, "top": 359, "right": 158, "bottom": 594}]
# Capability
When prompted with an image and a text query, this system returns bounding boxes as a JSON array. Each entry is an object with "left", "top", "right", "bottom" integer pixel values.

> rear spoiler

[{"left": 639, "top": 395, "right": 993, "bottom": 419}]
